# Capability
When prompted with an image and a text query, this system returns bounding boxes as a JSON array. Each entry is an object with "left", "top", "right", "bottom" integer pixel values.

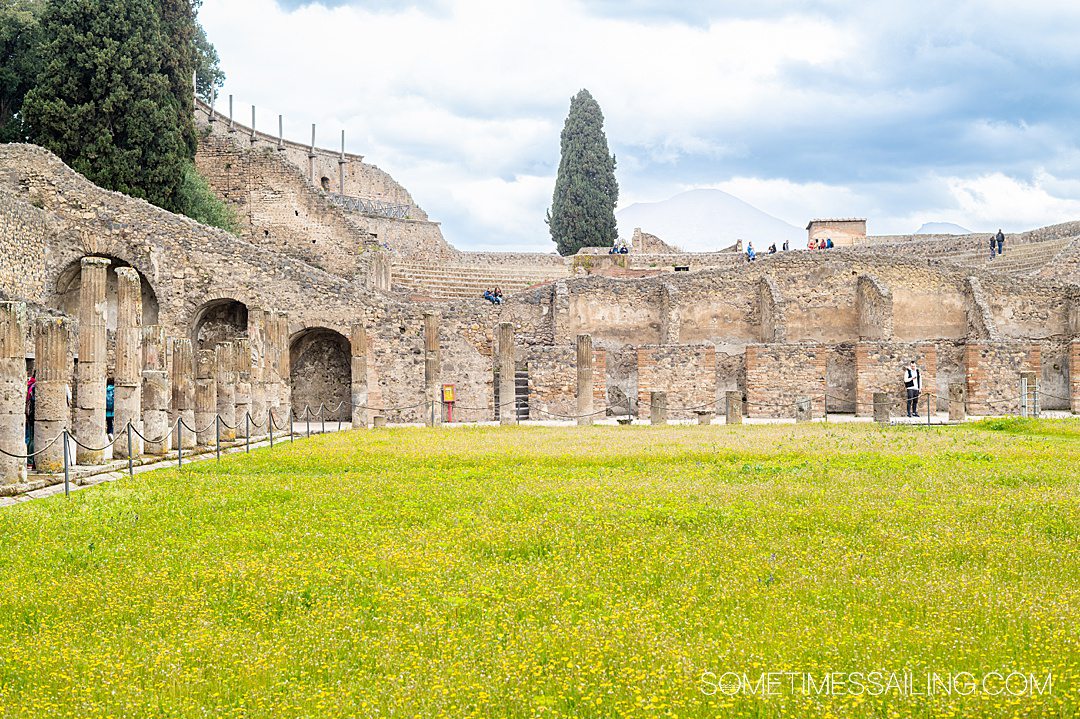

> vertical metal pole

[
  {"left": 1020, "top": 378, "right": 1027, "bottom": 417},
  {"left": 823, "top": 393, "right": 828, "bottom": 423},
  {"left": 245, "top": 414, "right": 250, "bottom": 453},
  {"left": 1034, "top": 380, "right": 1041, "bottom": 418},
  {"left": 127, "top": 422, "right": 134, "bottom": 480},
  {"left": 228, "top": 94, "right": 234, "bottom": 130},
  {"left": 269, "top": 410, "right": 274, "bottom": 448},
  {"left": 215, "top": 415, "right": 221, "bottom": 461},
  {"left": 307, "top": 409, "right": 311, "bottom": 439},
  {"left": 278, "top": 115, "right": 284, "bottom": 149},
  {"left": 290, "top": 414, "right": 294, "bottom": 442},
  {"left": 62, "top": 430, "right": 70, "bottom": 497},
  {"left": 339, "top": 130, "right": 346, "bottom": 194},
  {"left": 250, "top": 105, "right": 256, "bottom": 140},
  {"left": 177, "top": 421, "right": 183, "bottom": 468},
  {"left": 310, "top": 124, "right": 316, "bottom": 154}
]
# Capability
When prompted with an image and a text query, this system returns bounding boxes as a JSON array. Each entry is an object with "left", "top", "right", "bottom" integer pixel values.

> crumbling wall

[
  {"left": 854, "top": 342, "right": 937, "bottom": 416},
  {"left": 0, "top": 190, "right": 50, "bottom": 304},
  {"left": 636, "top": 344, "right": 717, "bottom": 420},
  {"left": 745, "top": 343, "right": 827, "bottom": 418},
  {"left": 524, "top": 345, "right": 606, "bottom": 420},
  {"left": 290, "top": 329, "right": 351, "bottom": 421},
  {"left": 964, "top": 341, "right": 1040, "bottom": 415}
]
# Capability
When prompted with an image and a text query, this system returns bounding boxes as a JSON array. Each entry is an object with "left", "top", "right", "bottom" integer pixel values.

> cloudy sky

[{"left": 199, "top": 0, "right": 1080, "bottom": 251}]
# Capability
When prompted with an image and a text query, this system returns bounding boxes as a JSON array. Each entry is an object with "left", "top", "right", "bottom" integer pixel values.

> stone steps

[
  {"left": 391, "top": 262, "right": 570, "bottom": 299},
  {"left": 942, "top": 238, "right": 1075, "bottom": 275}
]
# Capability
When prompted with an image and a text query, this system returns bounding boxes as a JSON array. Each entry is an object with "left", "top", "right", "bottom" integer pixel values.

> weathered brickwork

[
  {"left": 525, "top": 346, "right": 606, "bottom": 420},
  {"left": 0, "top": 190, "right": 50, "bottom": 303},
  {"left": 854, "top": 342, "right": 937, "bottom": 416},
  {"left": 1071, "top": 340, "right": 1080, "bottom": 414},
  {"left": 636, "top": 344, "right": 717, "bottom": 420},
  {"left": 964, "top": 342, "right": 1041, "bottom": 415},
  {"left": 745, "top": 343, "right": 827, "bottom": 418}
]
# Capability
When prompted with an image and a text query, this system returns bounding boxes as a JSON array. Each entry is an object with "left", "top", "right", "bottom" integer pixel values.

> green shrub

[{"left": 176, "top": 161, "right": 239, "bottom": 234}]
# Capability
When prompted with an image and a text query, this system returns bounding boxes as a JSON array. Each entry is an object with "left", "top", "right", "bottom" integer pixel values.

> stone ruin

[{"left": 2, "top": 97, "right": 1080, "bottom": 489}]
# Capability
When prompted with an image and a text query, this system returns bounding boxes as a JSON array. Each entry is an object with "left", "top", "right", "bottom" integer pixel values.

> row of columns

[{"left": 0, "top": 258, "right": 305, "bottom": 486}]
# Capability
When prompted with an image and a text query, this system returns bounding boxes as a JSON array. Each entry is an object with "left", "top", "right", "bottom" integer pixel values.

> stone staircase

[
  {"left": 391, "top": 261, "right": 570, "bottom": 300},
  {"left": 940, "top": 237, "right": 1076, "bottom": 275}
]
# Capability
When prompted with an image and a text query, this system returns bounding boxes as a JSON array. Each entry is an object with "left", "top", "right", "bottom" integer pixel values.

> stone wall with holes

[
  {"left": 0, "top": 189, "right": 50, "bottom": 304},
  {"left": 636, "top": 344, "right": 717, "bottom": 420},
  {"left": 290, "top": 330, "right": 351, "bottom": 422},
  {"left": 854, "top": 342, "right": 937, "bottom": 416},
  {"left": 523, "top": 345, "right": 606, "bottom": 420},
  {"left": 964, "top": 341, "right": 1041, "bottom": 415},
  {"left": 744, "top": 343, "right": 827, "bottom": 419}
]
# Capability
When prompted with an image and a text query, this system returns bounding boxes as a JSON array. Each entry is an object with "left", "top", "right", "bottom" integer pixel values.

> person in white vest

[{"left": 903, "top": 359, "right": 922, "bottom": 417}]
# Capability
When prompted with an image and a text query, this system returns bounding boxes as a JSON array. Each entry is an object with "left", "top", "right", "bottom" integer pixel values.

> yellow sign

[{"left": 442, "top": 384, "right": 455, "bottom": 403}]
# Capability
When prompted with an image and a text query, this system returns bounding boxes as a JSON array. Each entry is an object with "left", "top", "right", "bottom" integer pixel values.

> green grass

[{"left": 1, "top": 420, "right": 1079, "bottom": 718}]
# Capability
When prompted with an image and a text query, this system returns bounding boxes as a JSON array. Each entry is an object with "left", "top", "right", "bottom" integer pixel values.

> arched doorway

[
  {"left": 52, "top": 256, "right": 160, "bottom": 330},
  {"left": 192, "top": 299, "right": 248, "bottom": 351},
  {"left": 290, "top": 328, "right": 350, "bottom": 421}
]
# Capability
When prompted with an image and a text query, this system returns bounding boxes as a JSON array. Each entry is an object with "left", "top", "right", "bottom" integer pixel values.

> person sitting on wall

[
  {"left": 808, "top": 238, "right": 817, "bottom": 250},
  {"left": 746, "top": 242, "right": 757, "bottom": 262},
  {"left": 483, "top": 289, "right": 496, "bottom": 304},
  {"left": 493, "top": 287, "right": 503, "bottom": 304},
  {"left": 619, "top": 244, "right": 629, "bottom": 254},
  {"left": 608, "top": 245, "right": 618, "bottom": 254},
  {"left": 826, "top": 237, "right": 834, "bottom": 249},
  {"left": 783, "top": 240, "right": 790, "bottom": 251},
  {"left": 768, "top": 243, "right": 777, "bottom": 254}
]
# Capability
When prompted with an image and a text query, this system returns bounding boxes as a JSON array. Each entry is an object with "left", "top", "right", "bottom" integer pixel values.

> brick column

[
  {"left": 497, "top": 322, "right": 516, "bottom": 425},
  {"left": 34, "top": 317, "right": 71, "bottom": 473},
  {"left": 235, "top": 338, "right": 252, "bottom": 438},
  {"left": 424, "top": 312, "right": 441, "bottom": 426},
  {"left": 113, "top": 267, "right": 143, "bottom": 458},
  {"left": 141, "top": 326, "right": 170, "bottom": 455},
  {"left": 195, "top": 349, "right": 217, "bottom": 447},
  {"left": 576, "top": 334, "right": 594, "bottom": 426},
  {"left": 247, "top": 308, "right": 268, "bottom": 432},
  {"left": 216, "top": 342, "right": 236, "bottom": 441},
  {"left": 872, "top": 392, "right": 889, "bottom": 423},
  {"left": 0, "top": 302, "right": 26, "bottom": 484},
  {"left": 75, "top": 257, "right": 110, "bottom": 464},
  {"left": 949, "top": 383, "right": 967, "bottom": 422},
  {"left": 650, "top": 391, "right": 667, "bottom": 425},
  {"left": 277, "top": 313, "right": 292, "bottom": 425},
  {"left": 171, "top": 339, "right": 196, "bottom": 448},
  {"left": 264, "top": 311, "right": 281, "bottom": 426},
  {"left": 351, "top": 323, "right": 369, "bottom": 429},
  {"left": 725, "top": 390, "right": 743, "bottom": 425}
]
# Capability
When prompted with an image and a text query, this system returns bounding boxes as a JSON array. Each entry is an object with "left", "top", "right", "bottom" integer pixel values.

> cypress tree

[
  {"left": 0, "top": 0, "right": 44, "bottom": 142},
  {"left": 547, "top": 89, "right": 619, "bottom": 256},
  {"left": 21, "top": 0, "right": 191, "bottom": 213}
]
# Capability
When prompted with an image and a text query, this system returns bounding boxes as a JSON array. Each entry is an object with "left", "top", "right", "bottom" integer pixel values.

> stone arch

[
  {"left": 289, "top": 326, "right": 350, "bottom": 421},
  {"left": 191, "top": 298, "right": 248, "bottom": 351},
  {"left": 51, "top": 255, "right": 160, "bottom": 331}
]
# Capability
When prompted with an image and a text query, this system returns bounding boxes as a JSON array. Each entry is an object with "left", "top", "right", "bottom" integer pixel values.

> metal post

[
  {"left": 269, "top": 409, "right": 274, "bottom": 448},
  {"left": 62, "top": 430, "right": 69, "bottom": 497},
  {"left": 228, "top": 94, "right": 234, "bottom": 131},
  {"left": 215, "top": 415, "right": 221, "bottom": 461},
  {"left": 339, "top": 130, "right": 346, "bottom": 194},
  {"left": 307, "top": 409, "right": 311, "bottom": 439},
  {"left": 290, "top": 415, "right": 294, "bottom": 442},
  {"left": 250, "top": 105, "right": 256, "bottom": 140},
  {"left": 177, "top": 421, "right": 183, "bottom": 468},
  {"left": 823, "top": 393, "right": 828, "bottom": 423},
  {"left": 278, "top": 114, "right": 284, "bottom": 149},
  {"left": 245, "top": 414, "right": 250, "bottom": 453},
  {"left": 127, "top": 422, "right": 134, "bottom": 480},
  {"left": 1020, "top": 377, "right": 1028, "bottom": 418}
]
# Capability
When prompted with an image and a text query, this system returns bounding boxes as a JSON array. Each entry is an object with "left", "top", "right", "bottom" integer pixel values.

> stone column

[
  {"left": 216, "top": 342, "right": 236, "bottom": 441},
  {"left": 796, "top": 397, "right": 813, "bottom": 422},
  {"left": 264, "top": 311, "right": 281, "bottom": 427},
  {"left": 34, "top": 317, "right": 71, "bottom": 473},
  {"left": 234, "top": 338, "right": 252, "bottom": 438},
  {"left": 1070, "top": 340, "right": 1080, "bottom": 415},
  {"left": 113, "top": 267, "right": 142, "bottom": 458},
  {"left": 351, "top": 323, "right": 369, "bottom": 429},
  {"left": 423, "top": 312, "right": 441, "bottom": 426},
  {"left": 872, "top": 392, "right": 890, "bottom": 423},
  {"left": 0, "top": 302, "right": 26, "bottom": 484},
  {"left": 75, "top": 256, "right": 110, "bottom": 464},
  {"left": 575, "top": 334, "right": 594, "bottom": 426},
  {"left": 650, "top": 390, "right": 668, "bottom": 426},
  {"left": 247, "top": 307, "right": 267, "bottom": 432},
  {"left": 141, "top": 326, "right": 170, "bottom": 455},
  {"left": 725, "top": 391, "right": 743, "bottom": 425},
  {"left": 949, "top": 382, "right": 967, "bottom": 422},
  {"left": 496, "top": 323, "right": 516, "bottom": 425},
  {"left": 195, "top": 349, "right": 217, "bottom": 447},
  {"left": 171, "top": 339, "right": 196, "bottom": 448},
  {"left": 278, "top": 313, "right": 292, "bottom": 425}
]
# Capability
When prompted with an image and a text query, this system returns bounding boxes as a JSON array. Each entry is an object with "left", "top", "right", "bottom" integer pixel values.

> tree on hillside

[
  {"left": 0, "top": 0, "right": 44, "bottom": 142},
  {"left": 547, "top": 89, "right": 619, "bottom": 256},
  {"left": 22, "top": 0, "right": 190, "bottom": 212},
  {"left": 194, "top": 23, "right": 225, "bottom": 104}
]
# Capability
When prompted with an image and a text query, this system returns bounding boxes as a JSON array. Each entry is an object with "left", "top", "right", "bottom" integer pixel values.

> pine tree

[
  {"left": 21, "top": 0, "right": 192, "bottom": 213},
  {"left": 0, "top": 0, "right": 44, "bottom": 142},
  {"left": 547, "top": 89, "right": 619, "bottom": 256}
]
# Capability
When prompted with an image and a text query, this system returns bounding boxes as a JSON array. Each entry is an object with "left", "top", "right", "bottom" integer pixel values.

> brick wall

[
  {"left": 0, "top": 190, "right": 49, "bottom": 304},
  {"left": 525, "top": 346, "right": 605, "bottom": 420},
  {"left": 745, "top": 343, "right": 827, "bottom": 418},
  {"left": 964, "top": 341, "right": 1041, "bottom": 415},
  {"left": 636, "top": 344, "right": 717, "bottom": 420},
  {"left": 854, "top": 342, "right": 937, "bottom": 416},
  {"left": 1070, "top": 340, "right": 1080, "bottom": 414}
]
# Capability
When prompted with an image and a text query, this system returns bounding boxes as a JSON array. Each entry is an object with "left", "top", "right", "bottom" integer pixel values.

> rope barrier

[
  {"left": 128, "top": 418, "right": 179, "bottom": 446},
  {"left": 0, "top": 432, "right": 62, "bottom": 460}
]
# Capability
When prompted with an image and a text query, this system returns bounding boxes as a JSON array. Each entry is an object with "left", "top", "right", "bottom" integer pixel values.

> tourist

[
  {"left": 483, "top": 289, "right": 495, "bottom": 304},
  {"left": 903, "top": 359, "right": 922, "bottom": 417},
  {"left": 782, "top": 240, "right": 789, "bottom": 252},
  {"left": 493, "top": 287, "right": 503, "bottom": 304},
  {"left": 619, "top": 244, "right": 629, "bottom": 254},
  {"left": 608, "top": 245, "right": 618, "bottom": 255},
  {"left": 995, "top": 228, "right": 1005, "bottom": 255},
  {"left": 825, "top": 237, "right": 834, "bottom": 249},
  {"left": 25, "top": 372, "right": 35, "bottom": 466},
  {"left": 106, "top": 379, "right": 115, "bottom": 437},
  {"left": 746, "top": 242, "right": 757, "bottom": 262},
  {"left": 808, "top": 238, "right": 817, "bottom": 251}
]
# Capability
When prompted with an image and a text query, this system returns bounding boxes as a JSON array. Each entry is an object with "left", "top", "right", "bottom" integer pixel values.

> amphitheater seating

[
  {"left": 942, "top": 237, "right": 1076, "bottom": 275},
  {"left": 391, "top": 261, "right": 571, "bottom": 300}
]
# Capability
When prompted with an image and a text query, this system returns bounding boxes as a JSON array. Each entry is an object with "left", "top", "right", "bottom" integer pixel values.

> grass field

[{"left": 1, "top": 419, "right": 1079, "bottom": 718}]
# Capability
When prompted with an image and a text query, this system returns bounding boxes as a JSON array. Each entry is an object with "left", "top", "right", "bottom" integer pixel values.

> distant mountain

[
  {"left": 915, "top": 222, "right": 972, "bottom": 235},
  {"left": 616, "top": 189, "right": 804, "bottom": 252}
]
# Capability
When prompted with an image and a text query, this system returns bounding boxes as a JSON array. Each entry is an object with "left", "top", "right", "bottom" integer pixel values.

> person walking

[
  {"left": 903, "top": 359, "right": 922, "bottom": 418},
  {"left": 995, "top": 228, "right": 1005, "bottom": 256},
  {"left": 988, "top": 233, "right": 996, "bottom": 261}
]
